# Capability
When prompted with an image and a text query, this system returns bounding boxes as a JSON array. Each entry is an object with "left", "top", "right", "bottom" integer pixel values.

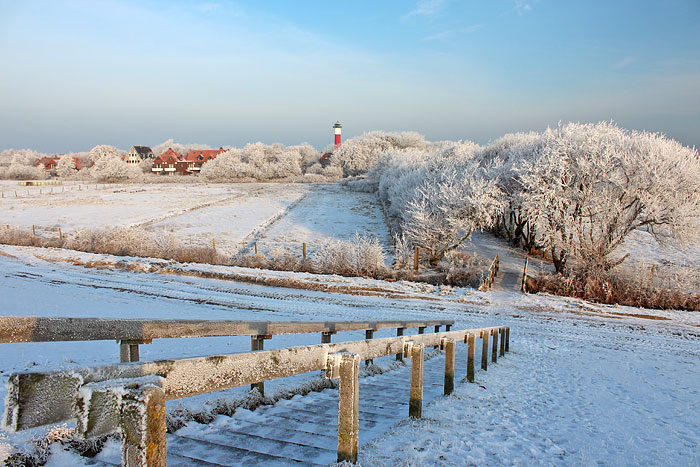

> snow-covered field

[
  {"left": 0, "top": 182, "right": 394, "bottom": 258},
  {"left": 0, "top": 245, "right": 698, "bottom": 465},
  {"left": 250, "top": 184, "right": 392, "bottom": 258}
]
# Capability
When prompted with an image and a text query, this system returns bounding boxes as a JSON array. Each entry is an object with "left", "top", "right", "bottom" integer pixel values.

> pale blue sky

[{"left": 1, "top": 0, "right": 698, "bottom": 152}]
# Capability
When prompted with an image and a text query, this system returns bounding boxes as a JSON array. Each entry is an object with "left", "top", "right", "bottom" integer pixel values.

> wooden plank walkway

[{"left": 90, "top": 349, "right": 466, "bottom": 466}]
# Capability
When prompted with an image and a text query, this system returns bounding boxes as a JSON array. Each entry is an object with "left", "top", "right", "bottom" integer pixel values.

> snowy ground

[
  {"left": 249, "top": 184, "right": 393, "bottom": 259},
  {"left": 0, "top": 182, "right": 393, "bottom": 258},
  {"left": 0, "top": 245, "right": 698, "bottom": 465}
]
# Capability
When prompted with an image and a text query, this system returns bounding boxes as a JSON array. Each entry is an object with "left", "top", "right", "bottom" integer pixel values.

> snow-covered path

[{"left": 1, "top": 246, "right": 698, "bottom": 466}]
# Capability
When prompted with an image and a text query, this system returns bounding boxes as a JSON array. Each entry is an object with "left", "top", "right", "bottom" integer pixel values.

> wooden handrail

[{"left": 0, "top": 316, "right": 454, "bottom": 344}]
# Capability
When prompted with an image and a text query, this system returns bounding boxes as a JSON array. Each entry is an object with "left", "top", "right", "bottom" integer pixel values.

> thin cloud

[
  {"left": 423, "top": 24, "right": 482, "bottom": 41},
  {"left": 514, "top": 0, "right": 534, "bottom": 15},
  {"left": 402, "top": 0, "right": 448, "bottom": 20},
  {"left": 613, "top": 56, "right": 636, "bottom": 70}
]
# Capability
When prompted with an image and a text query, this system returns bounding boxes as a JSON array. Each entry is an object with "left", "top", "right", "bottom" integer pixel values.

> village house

[
  {"left": 35, "top": 156, "right": 86, "bottom": 174},
  {"left": 151, "top": 147, "right": 225, "bottom": 176},
  {"left": 125, "top": 146, "right": 154, "bottom": 164},
  {"left": 151, "top": 148, "right": 183, "bottom": 176},
  {"left": 183, "top": 148, "right": 226, "bottom": 174}
]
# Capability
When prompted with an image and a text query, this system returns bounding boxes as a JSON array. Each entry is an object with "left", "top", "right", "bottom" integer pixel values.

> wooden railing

[
  {"left": 2, "top": 322, "right": 510, "bottom": 466},
  {"left": 0, "top": 315, "right": 453, "bottom": 360},
  {"left": 0, "top": 316, "right": 454, "bottom": 394},
  {"left": 480, "top": 254, "right": 500, "bottom": 291}
]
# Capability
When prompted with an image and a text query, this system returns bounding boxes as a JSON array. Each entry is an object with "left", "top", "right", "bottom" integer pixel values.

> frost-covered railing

[
  {"left": 0, "top": 316, "right": 453, "bottom": 362},
  {"left": 2, "top": 324, "right": 510, "bottom": 466}
]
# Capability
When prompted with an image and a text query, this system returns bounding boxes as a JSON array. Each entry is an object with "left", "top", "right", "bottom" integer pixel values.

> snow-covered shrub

[
  {"left": 436, "top": 251, "right": 488, "bottom": 287},
  {"left": 519, "top": 122, "right": 700, "bottom": 271},
  {"left": 532, "top": 263, "right": 700, "bottom": 311},
  {"left": 331, "top": 131, "right": 431, "bottom": 177},
  {"left": 313, "top": 234, "right": 387, "bottom": 276}
]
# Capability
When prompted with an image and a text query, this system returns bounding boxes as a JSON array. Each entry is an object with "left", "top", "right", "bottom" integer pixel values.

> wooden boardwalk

[{"left": 91, "top": 350, "right": 461, "bottom": 466}]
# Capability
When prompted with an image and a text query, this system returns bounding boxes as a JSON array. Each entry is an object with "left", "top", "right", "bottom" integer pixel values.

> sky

[{"left": 0, "top": 0, "right": 698, "bottom": 153}]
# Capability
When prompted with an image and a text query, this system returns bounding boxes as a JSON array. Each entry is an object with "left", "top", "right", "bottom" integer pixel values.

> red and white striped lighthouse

[{"left": 333, "top": 121, "right": 342, "bottom": 148}]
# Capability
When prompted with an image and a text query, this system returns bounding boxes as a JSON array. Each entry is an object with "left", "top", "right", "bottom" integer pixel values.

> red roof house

[
  {"left": 182, "top": 147, "right": 226, "bottom": 174},
  {"left": 152, "top": 148, "right": 184, "bottom": 176}
]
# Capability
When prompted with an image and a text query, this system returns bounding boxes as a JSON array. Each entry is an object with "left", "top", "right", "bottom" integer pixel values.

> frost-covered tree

[
  {"left": 55, "top": 154, "right": 78, "bottom": 178},
  {"left": 201, "top": 142, "right": 317, "bottom": 181},
  {"left": 88, "top": 145, "right": 139, "bottom": 182},
  {"left": 370, "top": 141, "right": 503, "bottom": 263},
  {"left": 331, "top": 131, "right": 431, "bottom": 177},
  {"left": 477, "top": 131, "right": 545, "bottom": 250},
  {"left": 520, "top": 122, "right": 700, "bottom": 271},
  {"left": 0, "top": 148, "right": 47, "bottom": 180}
]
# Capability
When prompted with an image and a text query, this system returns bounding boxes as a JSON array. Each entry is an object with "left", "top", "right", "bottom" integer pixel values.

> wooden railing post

[
  {"left": 121, "top": 383, "right": 167, "bottom": 467},
  {"left": 433, "top": 325, "right": 440, "bottom": 349},
  {"left": 500, "top": 327, "right": 506, "bottom": 357},
  {"left": 396, "top": 327, "right": 405, "bottom": 361},
  {"left": 505, "top": 327, "right": 510, "bottom": 352},
  {"left": 336, "top": 353, "right": 360, "bottom": 464},
  {"left": 481, "top": 330, "right": 489, "bottom": 371},
  {"left": 119, "top": 341, "right": 139, "bottom": 363},
  {"left": 76, "top": 376, "right": 166, "bottom": 467},
  {"left": 119, "top": 339, "right": 151, "bottom": 363},
  {"left": 466, "top": 333, "right": 476, "bottom": 383},
  {"left": 364, "top": 329, "right": 374, "bottom": 365},
  {"left": 407, "top": 342, "right": 425, "bottom": 418},
  {"left": 492, "top": 328, "right": 499, "bottom": 363},
  {"left": 251, "top": 335, "right": 270, "bottom": 395},
  {"left": 321, "top": 331, "right": 334, "bottom": 344},
  {"left": 442, "top": 338, "right": 455, "bottom": 395},
  {"left": 418, "top": 326, "right": 425, "bottom": 334}
]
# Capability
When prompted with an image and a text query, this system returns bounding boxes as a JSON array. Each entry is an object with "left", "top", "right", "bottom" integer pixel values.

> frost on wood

[{"left": 3, "top": 371, "right": 84, "bottom": 432}]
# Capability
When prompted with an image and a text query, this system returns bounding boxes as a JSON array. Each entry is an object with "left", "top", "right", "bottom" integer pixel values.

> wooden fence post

[
  {"left": 212, "top": 238, "right": 216, "bottom": 251},
  {"left": 414, "top": 247, "right": 419, "bottom": 271},
  {"left": 32, "top": 225, "right": 36, "bottom": 235},
  {"left": 58, "top": 227, "right": 62, "bottom": 241},
  {"left": 408, "top": 342, "right": 424, "bottom": 418},
  {"left": 443, "top": 338, "right": 455, "bottom": 395},
  {"left": 491, "top": 328, "right": 498, "bottom": 363},
  {"left": 505, "top": 327, "right": 510, "bottom": 352},
  {"left": 254, "top": 241, "right": 258, "bottom": 255},
  {"left": 481, "top": 330, "right": 489, "bottom": 371},
  {"left": 466, "top": 333, "right": 475, "bottom": 382},
  {"left": 337, "top": 353, "right": 360, "bottom": 464},
  {"left": 303, "top": 242, "right": 307, "bottom": 261}
]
